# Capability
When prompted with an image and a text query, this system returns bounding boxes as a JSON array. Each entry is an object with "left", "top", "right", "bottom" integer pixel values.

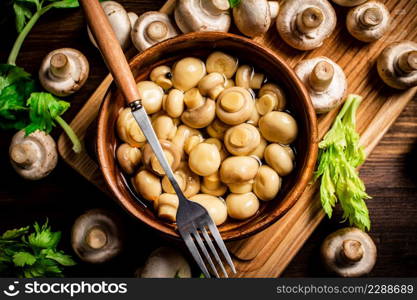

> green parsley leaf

[
  {"left": 48, "top": 0, "right": 80, "bottom": 9},
  {"left": 25, "top": 92, "right": 69, "bottom": 135},
  {"left": 13, "top": 2, "right": 33, "bottom": 33},
  {"left": 13, "top": 251, "right": 37, "bottom": 267},
  {"left": 228, "top": 0, "right": 241, "bottom": 8},
  {"left": 1, "top": 226, "right": 29, "bottom": 240},
  {"left": 28, "top": 221, "right": 61, "bottom": 249},
  {"left": 0, "top": 64, "right": 32, "bottom": 90},
  {"left": 41, "top": 249, "right": 76, "bottom": 266},
  {"left": 314, "top": 94, "right": 371, "bottom": 231}
]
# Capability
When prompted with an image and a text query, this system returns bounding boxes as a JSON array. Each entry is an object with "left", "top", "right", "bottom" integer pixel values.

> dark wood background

[{"left": 0, "top": 0, "right": 416, "bottom": 277}]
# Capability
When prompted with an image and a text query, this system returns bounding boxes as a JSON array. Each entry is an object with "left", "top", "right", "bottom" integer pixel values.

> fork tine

[
  {"left": 201, "top": 226, "right": 228, "bottom": 278},
  {"left": 181, "top": 231, "right": 211, "bottom": 278},
  {"left": 193, "top": 231, "right": 219, "bottom": 278},
  {"left": 208, "top": 222, "right": 237, "bottom": 274}
]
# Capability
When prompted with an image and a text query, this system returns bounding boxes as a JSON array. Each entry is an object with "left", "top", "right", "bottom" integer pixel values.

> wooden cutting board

[{"left": 58, "top": 0, "right": 417, "bottom": 277}]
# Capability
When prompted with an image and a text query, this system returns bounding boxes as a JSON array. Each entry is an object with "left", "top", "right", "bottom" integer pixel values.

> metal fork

[
  {"left": 80, "top": 0, "right": 236, "bottom": 278},
  {"left": 131, "top": 103, "right": 236, "bottom": 278}
]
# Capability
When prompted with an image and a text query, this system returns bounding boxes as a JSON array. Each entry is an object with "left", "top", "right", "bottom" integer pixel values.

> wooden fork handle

[{"left": 79, "top": 0, "right": 140, "bottom": 104}]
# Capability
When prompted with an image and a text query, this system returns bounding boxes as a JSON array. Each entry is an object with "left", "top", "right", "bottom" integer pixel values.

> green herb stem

[
  {"left": 7, "top": 4, "right": 54, "bottom": 65},
  {"left": 55, "top": 115, "right": 82, "bottom": 153}
]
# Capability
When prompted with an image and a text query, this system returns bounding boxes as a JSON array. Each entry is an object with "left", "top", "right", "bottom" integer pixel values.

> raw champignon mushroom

[
  {"left": 88, "top": 1, "right": 131, "bottom": 50},
  {"left": 224, "top": 123, "right": 261, "bottom": 156},
  {"left": 321, "top": 227, "right": 377, "bottom": 277},
  {"left": 9, "top": 130, "right": 58, "bottom": 180},
  {"left": 127, "top": 12, "right": 138, "bottom": 28},
  {"left": 346, "top": 1, "right": 390, "bottom": 43},
  {"left": 235, "top": 65, "right": 265, "bottom": 90},
  {"left": 216, "top": 87, "right": 255, "bottom": 125},
  {"left": 377, "top": 41, "right": 417, "bottom": 89},
  {"left": 256, "top": 83, "right": 286, "bottom": 115},
  {"left": 226, "top": 192, "right": 260, "bottom": 220},
  {"left": 295, "top": 56, "right": 347, "bottom": 113},
  {"left": 259, "top": 111, "right": 298, "bottom": 144},
  {"left": 264, "top": 143, "right": 294, "bottom": 176},
  {"left": 116, "top": 143, "right": 142, "bottom": 175},
  {"left": 151, "top": 65, "right": 173, "bottom": 90},
  {"left": 131, "top": 11, "right": 179, "bottom": 52},
  {"left": 174, "top": 0, "right": 231, "bottom": 33},
  {"left": 39, "top": 48, "right": 89, "bottom": 97},
  {"left": 142, "top": 140, "right": 181, "bottom": 175},
  {"left": 138, "top": 247, "right": 191, "bottom": 278},
  {"left": 190, "top": 194, "right": 228, "bottom": 226},
  {"left": 233, "top": 0, "right": 279, "bottom": 37},
  {"left": 206, "top": 51, "right": 238, "bottom": 79},
  {"left": 253, "top": 165, "right": 281, "bottom": 201},
  {"left": 277, "top": 0, "right": 337, "bottom": 50},
  {"left": 188, "top": 143, "right": 221, "bottom": 176},
  {"left": 137, "top": 81, "right": 164, "bottom": 114},
  {"left": 71, "top": 209, "right": 124, "bottom": 264},
  {"left": 332, "top": 0, "right": 368, "bottom": 7},
  {"left": 133, "top": 170, "right": 162, "bottom": 202},
  {"left": 117, "top": 108, "right": 146, "bottom": 147},
  {"left": 172, "top": 57, "right": 206, "bottom": 92},
  {"left": 154, "top": 193, "right": 179, "bottom": 222}
]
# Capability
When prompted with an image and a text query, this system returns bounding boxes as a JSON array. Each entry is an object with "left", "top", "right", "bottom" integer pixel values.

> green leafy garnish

[
  {"left": 228, "top": 0, "right": 241, "bottom": 8},
  {"left": 0, "top": 220, "right": 76, "bottom": 278},
  {"left": 7, "top": 0, "right": 80, "bottom": 65},
  {"left": 314, "top": 94, "right": 371, "bottom": 231}
]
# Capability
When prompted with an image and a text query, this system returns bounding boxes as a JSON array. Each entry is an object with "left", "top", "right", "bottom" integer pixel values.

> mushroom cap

[
  {"left": 174, "top": 0, "right": 231, "bottom": 33},
  {"left": 216, "top": 87, "right": 255, "bottom": 125},
  {"left": 188, "top": 143, "right": 221, "bottom": 176},
  {"left": 253, "top": 165, "right": 282, "bottom": 201},
  {"left": 332, "top": 0, "right": 368, "bottom": 7},
  {"left": 295, "top": 56, "right": 347, "bottom": 113},
  {"left": 259, "top": 111, "right": 298, "bottom": 144},
  {"left": 154, "top": 193, "right": 179, "bottom": 222},
  {"left": 264, "top": 143, "right": 294, "bottom": 176},
  {"left": 117, "top": 107, "right": 146, "bottom": 147},
  {"left": 321, "top": 227, "right": 377, "bottom": 277},
  {"left": 131, "top": 11, "right": 179, "bottom": 52},
  {"left": 346, "top": 1, "right": 390, "bottom": 43},
  {"left": 176, "top": 162, "right": 201, "bottom": 197},
  {"left": 172, "top": 57, "right": 206, "bottom": 92},
  {"left": 137, "top": 81, "right": 164, "bottom": 114},
  {"left": 233, "top": 0, "right": 271, "bottom": 37},
  {"left": 181, "top": 98, "right": 216, "bottom": 129},
  {"left": 163, "top": 89, "right": 184, "bottom": 118},
  {"left": 116, "top": 143, "right": 142, "bottom": 175},
  {"left": 190, "top": 194, "right": 228, "bottom": 225},
  {"left": 377, "top": 41, "right": 417, "bottom": 89},
  {"left": 140, "top": 247, "right": 191, "bottom": 278},
  {"left": 127, "top": 12, "right": 139, "bottom": 28},
  {"left": 276, "top": 0, "right": 337, "bottom": 50},
  {"left": 226, "top": 192, "right": 260, "bottom": 220},
  {"left": 87, "top": 1, "right": 131, "bottom": 50},
  {"left": 71, "top": 209, "right": 124, "bottom": 264},
  {"left": 220, "top": 156, "right": 259, "bottom": 184},
  {"left": 224, "top": 123, "right": 261, "bottom": 156},
  {"left": 143, "top": 140, "right": 181, "bottom": 175},
  {"left": 206, "top": 51, "right": 238, "bottom": 79},
  {"left": 9, "top": 130, "right": 58, "bottom": 180},
  {"left": 133, "top": 170, "right": 162, "bottom": 202},
  {"left": 39, "top": 48, "right": 89, "bottom": 97}
]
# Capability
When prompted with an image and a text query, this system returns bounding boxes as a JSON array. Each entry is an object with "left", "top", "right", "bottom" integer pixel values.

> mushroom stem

[
  {"left": 268, "top": 1, "right": 279, "bottom": 19},
  {"left": 296, "top": 7, "right": 324, "bottom": 33},
  {"left": 339, "top": 239, "right": 364, "bottom": 265},
  {"left": 220, "top": 91, "right": 244, "bottom": 112},
  {"left": 49, "top": 53, "right": 71, "bottom": 80},
  {"left": 309, "top": 61, "right": 334, "bottom": 92},
  {"left": 147, "top": 21, "right": 169, "bottom": 40},
  {"left": 85, "top": 227, "right": 108, "bottom": 249},
  {"left": 10, "top": 143, "right": 37, "bottom": 168},
  {"left": 359, "top": 7, "right": 383, "bottom": 28},
  {"left": 397, "top": 50, "right": 417, "bottom": 74},
  {"left": 202, "top": 0, "right": 230, "bottom": 15}
]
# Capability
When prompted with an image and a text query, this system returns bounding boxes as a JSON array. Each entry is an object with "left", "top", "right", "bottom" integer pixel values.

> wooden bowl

[{"left": 97, "top": 32, "right": 318, "bottom": 241}]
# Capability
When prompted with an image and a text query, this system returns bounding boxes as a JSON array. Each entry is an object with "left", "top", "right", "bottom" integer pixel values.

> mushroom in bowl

[{"left": 96, "top": 32, "right": 317, "bottom": 241}]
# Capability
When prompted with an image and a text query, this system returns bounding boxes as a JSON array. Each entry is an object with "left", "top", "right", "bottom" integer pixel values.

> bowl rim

[{"left": 96, "top": 31, "right": 318, "bottom": 241}]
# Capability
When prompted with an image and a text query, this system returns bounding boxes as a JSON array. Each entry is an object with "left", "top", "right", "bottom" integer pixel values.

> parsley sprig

[
  {"left": 228, "top": 0, "right": 241, "bottom": 8},
  {"left": 314, "top": 94, "right": 371, "bottom": 231},
  {"left": 0, "top": 0, "right": 81, "bottom": 152},
  {"left": 0, "top": 221, "right": 76, "bottom": 278}
]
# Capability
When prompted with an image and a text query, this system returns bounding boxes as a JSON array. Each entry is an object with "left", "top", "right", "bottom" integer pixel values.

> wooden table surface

[{"left": 0, "top": 0, "right": 416, "bottom": 277}]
